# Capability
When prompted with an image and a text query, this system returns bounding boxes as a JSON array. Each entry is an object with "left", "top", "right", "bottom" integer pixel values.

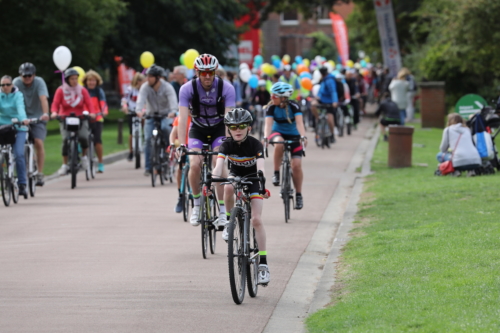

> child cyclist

[
  {"left": 210, "top": 108, "right": 271, "bottom": 285},
  {"left": 264, "top": 82, "right": 307, "bottom": 210}
]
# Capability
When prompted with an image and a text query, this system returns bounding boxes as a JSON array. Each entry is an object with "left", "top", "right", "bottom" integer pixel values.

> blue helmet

[{"left": 271, "top": 82, "right": 293, "bottom": 97}]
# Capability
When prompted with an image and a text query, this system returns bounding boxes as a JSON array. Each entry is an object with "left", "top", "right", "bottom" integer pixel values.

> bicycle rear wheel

[
  {"left": 247, "top": 227, "right": 259, "bottom": 297},
  {"left": 70, "top": 140, "right": 78, "bottom": 189},
  {"left": 182, "top": 169, "right": 191, "bottom": 222},
  {"left": 200, "top": 190, "right": 209, "bottom": 259},
  {"left": 281, "top": 162, "right": 291, "bottom": 222},
  {"left": 134, "top": 133, "right": 141, "bottom": 169},
  {"left": 337, "top": 109, "right": 344, "bottom": 137},
  {"left": 228, "top": 207, "right": 246, "bottom": 304},
  {"left": 150, "top": 140, "right": 157, "bottom": 187},
  {"left": 158, "top": 141, "right": 165, "bottom": 186},
  {"left": 89, "top": 140, "right": 96, "bottom": 179},
  {"left": 0, "top": 155, "right": 11, "bottom": 207}
]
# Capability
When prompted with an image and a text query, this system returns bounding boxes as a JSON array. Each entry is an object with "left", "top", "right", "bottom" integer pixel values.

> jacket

[
  {"left": 51, "top": 86, "right": 96, "bottom": 117},
  {"left": 318, "top": 74, "right": 338, "bottom": 104},
  {"left": 375, "top": 98, "right": 401, "bottom": 120},
  {"left": 389, "top": 79, "right": 409, "bottom": 109},
  {"left": 439, "top": 124, "right": 481, "bottom": 167},
  {"left": 0, "top": 86, "right": 28, "bottom": 131}
]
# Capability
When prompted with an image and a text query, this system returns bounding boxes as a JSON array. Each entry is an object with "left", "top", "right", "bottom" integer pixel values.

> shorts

[
  {"left": 229, "top": 173, "right": 263, "bottom": 200},
  {"left": 380, "top": 118, "right": 401, "bottom": 127},
  {"left": 188, "top": 122, "right": 226, "bottom": 150},
  {"left": 89, "top": 121, "right": 103, "bottom": 144},
  {"left": 29, "top": 122, "right": 47, "bottom": 141},
  {"left": 268, "top": 132, "right": 303, "bottom": 158}
]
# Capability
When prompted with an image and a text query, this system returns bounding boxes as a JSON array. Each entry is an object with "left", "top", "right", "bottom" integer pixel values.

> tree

[
  {"left": 305, "top": 31, "right": 338, "bottom": 61},
  {"left": 0, "top": 0, "right": 125, "bottom": 90}
]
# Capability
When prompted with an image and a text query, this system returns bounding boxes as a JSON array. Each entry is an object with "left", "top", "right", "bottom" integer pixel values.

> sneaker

[
  {"left": 175, "top": 195, "right": 184, "bottom": 213},
  {"left": 222, "top": 225, "right": 229, "bottom": 242},
  {"left": 467, "top": 170, "right": 476, "bottom": 177},
  {"left": 329, "top": 134, "right": 336, "bottom": 144},
  {"left": 144, "top": 170, "right": 151, "bottom": 177},
  {"left": 35, "top": 173, "right": 45, "bottom": 186},
  {"left": 452, "top": 170, "right": 461, "bottom": 177},
  {"left": 190, "top": 205, "right": 200, "bottom": 226},
  {"left": 258, "top": 264, "right": 270, "bottom": 285},
  {"left": 272, "top": 173, "right": 280, "bottom": 186},
  {"left": 127, "top": 152, "right": 133, "bottom": 161},
  {"left": 58, "top": 164, "right": 69, "bottom": 176},
  {"left": 19, "top": 184, "right": 27, "bottom": 198},
  {"left": 98, "top": 163, "right": 104, "bottom": 173},
  {"left": 81, "top": 156, "right": 89, "bottom": 171},
  {"left": 296, "top": 194, "right": 303, "bottom": 210},
  {"left": 334, "top": 128, "right": 339, "bottom": 136},
  {"left": 213, "top": 213, "right": 227, "bottom": 231}
]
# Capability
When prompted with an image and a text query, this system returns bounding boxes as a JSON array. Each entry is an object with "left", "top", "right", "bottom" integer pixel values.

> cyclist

[
  {"left": 135, "top": 65, "right": 177, "bottom": 177},
  {"left": 311, "top": 66, "right": 338, "bottom": 142},
  {"left": 13, "top": 63, "right": 49, "bottom": 186},
  {"left": 121, "top": 73, "right": 146, "bottom": 161},
  {"left": 177, "top": 53, "right": 236, "bottom": 227},
  {"left": 0, "top": 75, "right": 30, "bottom": 197},
  {"left": 264, "top": 82, "right": 307, "bottom": 210},
  {"left": 50, "top": 68, "right": 96, "bottom": 176},
  {"left": 83, "top": 70, "right": 108, "bottom": 173},
  {"left": 279, "top": 65, "right": 301, "bottom": 100},
  {"left": 169, "top": 114, "right": 191, "bottom": 213},
  {"left": 211, "top": 108, "right": 270, "bottom": 285}
]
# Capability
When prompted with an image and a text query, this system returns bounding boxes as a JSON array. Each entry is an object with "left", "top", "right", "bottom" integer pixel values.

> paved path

[{"left": 0, "top": 119, "right": 373, "bottom": 333}]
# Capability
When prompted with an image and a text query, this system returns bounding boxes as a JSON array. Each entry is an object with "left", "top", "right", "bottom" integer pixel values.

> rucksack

[{"left": 190, "top": 76, "right": 225, "bottom": 119}]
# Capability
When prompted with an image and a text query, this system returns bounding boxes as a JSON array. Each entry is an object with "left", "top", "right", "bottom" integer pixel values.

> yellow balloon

[
  {"left": 282, "top": 54, "right": 291, "bottom": 64},
  {"left": 364, "top": 56, "right": 371, "bottom": 63},
  {"left": 328, "top": 60, "right": 335, "bottom": 68},
  {"left": 184, "top": 49, "right": 200, "bottom": 70},
  {"left": 73, "top": 66, "right": 85, "bottom": 86},
  {"left": 303, "top": 58, "right": 310, "bottom": 68},
  {"left": 140, "top": 51, "right": 155, "bottom": 69},
  {"left": 346, "top": 60, "right": 354, "bottom": 68},
  {"left": 261, "top": 63, "right": 272, "bottom": 75}
]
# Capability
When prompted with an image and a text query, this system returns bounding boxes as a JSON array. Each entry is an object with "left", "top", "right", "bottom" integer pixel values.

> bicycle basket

[
  {"left": 64, "top": 117, "right": 81, "bottom": 132},
  {"left": 0, "top": 125, "right": 17, "bottom": 145}
]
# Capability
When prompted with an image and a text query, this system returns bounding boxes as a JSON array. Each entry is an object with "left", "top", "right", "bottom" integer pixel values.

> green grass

[
  {"left": 43, "top": 109, "right": 129, "bottom": 175},
  {"left": 306, "top": 125, "right": 500, "bottom": 332}
]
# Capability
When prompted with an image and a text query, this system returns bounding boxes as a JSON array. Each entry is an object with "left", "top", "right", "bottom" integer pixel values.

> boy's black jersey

[{"left": 217, "top": 136, "right": 264, "bottom": 176}]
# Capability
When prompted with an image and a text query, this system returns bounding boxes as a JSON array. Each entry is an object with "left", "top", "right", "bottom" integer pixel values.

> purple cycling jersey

[{"left": 179, "top": 77, "right": 236, "bottom": 127}]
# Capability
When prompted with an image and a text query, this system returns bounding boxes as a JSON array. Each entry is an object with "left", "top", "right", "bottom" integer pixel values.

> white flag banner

[{"left": 374, "top": 0, "right": 402, "bottom": 76}]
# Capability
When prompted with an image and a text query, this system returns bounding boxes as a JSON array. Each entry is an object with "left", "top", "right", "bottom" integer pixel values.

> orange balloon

[
  {"left": 297, "top": 64, "right": 307, "bottom": 74},
  {"left": 301, "top": 77, "right": 313, "bottom": 91}
]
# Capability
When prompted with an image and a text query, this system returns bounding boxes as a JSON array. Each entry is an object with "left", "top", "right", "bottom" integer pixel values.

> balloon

[
  {"left": 180, "top": 53, "right": 185, "bottom": 65},
  {"left": 254, "top": 55, "right": 264, "bottom": 66},
  {"left": 273, "top": 59, "right": 281, "bottom": 69},
  {"left": 184, "top": 49, "right": 200, "bottom": 70},
  {"left": 292, "top": 63, "right": 297, "bottom": 70},
  {"left": 312, "top": 84, "right": 320, "bottom": 97},
  {"left": 296, "top": 64, "right": 307, "bottom": 74},
  {"left": 312, "top": 70, "right": 322, "bottom": 84},
  {"left": 295, "top": 55, "right": 303, "bottom": 64},
  {"left": 261, "top": 63, "right": 274, "bottom": 75},
  {"left": 249, "top": 75, "right": 259, "bottom": 89},
  {"left": 360, "top": 60, "right": 367, "bottom": 68},
  {"left": 53, "top": 46, "right": 72, "bottom": 71},
  {"left": 328, "top": 60, "right": 336, "bottom": 68},
  {"left": 282, "top": 54, "right": 291, "bottom": 64},
  {"left": 301, "top": 77, "right": 313, "bottom": 91},
  {"left": 239, "top": 68, "right": 252, "bottom": 82},
  {"left": 140, "top": 51, "right": 155, "bottom": 69},
  {"left": 336, "top": 64, "right": 343, "bottom": 70},
  {"left": 186, "top": 69, "right": 195, "bottom": 80},
  {"left": 354, "top": 63, "right": 362, "bottom": 69},
  {"left": 299, "top": 72, "right": 312, "bottom": 79},
  {"left": 314, "top": 55, "right": 323, "bottom": 65},
  {"left": 239, "top": 63, "right": 250, "bottom": 70},
  {"left": 73, "top": 66, "right": 85, "bottom": 86},
  {"left": 324, "top": 62, "right": 333, "bottom": 73},
  {"left": 303, "top": 58, "right": 310, "bottom": 68},
  {"left": 364, "top": 56, "right": 371, "bottom": 63},
  {"left": 271, "top": 55, "right": 280, "bottom": 62},
  {"left": 346, "top": 60, "right": 354, "bottom": 68}
]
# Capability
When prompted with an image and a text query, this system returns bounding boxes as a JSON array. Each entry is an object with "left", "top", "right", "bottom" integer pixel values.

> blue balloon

[
  {"left": 292, "top": 63, "right": 297, "bottom": 70},
  {"left": 360, "top": 60, "right": 367, "bottom": 68},
  {"left": 254, "top": 55, "right": 263, "bottom": 66},
  {"left": 271, "top": 55, "right": 280, "bottom": 61},
  {"left": 249, "top": 74, "right": 259, "bottom": 89},
  {"left": 300, "top": 72, "right": 312, "bottom": 79},
  {"left": 336, "top": 64, "right": 343, "bottom": 70},
  {"left": 295, "top": 55, "right": 303, "bottom": 64},
  {"left": 273, "top": 59, "right": 281, "bottom": 69}
]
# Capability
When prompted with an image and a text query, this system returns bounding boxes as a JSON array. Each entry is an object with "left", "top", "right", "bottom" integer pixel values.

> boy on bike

[{"left": 211, "top": 108, "right": 270, "bottom": 285}]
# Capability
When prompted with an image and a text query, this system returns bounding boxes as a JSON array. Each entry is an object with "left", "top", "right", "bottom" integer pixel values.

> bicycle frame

[{"left": 131, "top": 113, "right": 142, "bottom": 153}]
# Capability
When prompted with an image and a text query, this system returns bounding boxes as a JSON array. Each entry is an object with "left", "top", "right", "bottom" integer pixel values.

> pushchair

[{"left": 466, "top": 106, "right": 500, "bottom": 173}]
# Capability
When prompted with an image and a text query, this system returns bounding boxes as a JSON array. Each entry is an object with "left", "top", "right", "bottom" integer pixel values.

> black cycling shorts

[
  {"left": 268, "top": 132, "right": 303, "bottom": 158},
  {"left": 229, "top": 173, "right": 263, "bottom": 199},
  {"left": 188, "top": 122, "right": 226, "bottom": 150},
  {"left": 89, "top": 121, "right": 103, "bottom": 144}
]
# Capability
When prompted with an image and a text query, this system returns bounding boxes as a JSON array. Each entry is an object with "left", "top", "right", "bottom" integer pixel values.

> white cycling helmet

[
  {"left": 194, "top": 54, "right": 219, "bottom": 71},
  {"left": 258, "top": 79, "right": 266, "bottom": 87}
]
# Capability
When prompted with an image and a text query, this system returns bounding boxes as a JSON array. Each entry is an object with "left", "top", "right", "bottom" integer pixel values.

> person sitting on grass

[
  {"left": 375, "top": 92, "right": 401, "bottom": 141},
  {"left": 437, "top": 113, "right": 481, "bottom": 176}
]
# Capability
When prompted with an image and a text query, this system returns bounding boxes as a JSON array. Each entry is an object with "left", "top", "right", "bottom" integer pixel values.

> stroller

[{"left": 466, "top": 106, "right": 500, "bottom": 173}]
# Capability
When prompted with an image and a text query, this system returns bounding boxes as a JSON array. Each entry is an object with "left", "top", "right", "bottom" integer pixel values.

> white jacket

[
  {"left": 389, "top": 79, "right": 409, "bottom": 109},
  {"left": 440, "top": 124, "right": 481, "bottom": 167}
]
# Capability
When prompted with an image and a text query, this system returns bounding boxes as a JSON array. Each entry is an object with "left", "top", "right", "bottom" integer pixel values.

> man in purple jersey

[{"left": 178, "top": 54, "right": 236, "bottom": 227}]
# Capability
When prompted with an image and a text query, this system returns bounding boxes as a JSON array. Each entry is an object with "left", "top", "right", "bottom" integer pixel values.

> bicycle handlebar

[{"left": 264, "top": 139, "right": 306, "bottom": 157}]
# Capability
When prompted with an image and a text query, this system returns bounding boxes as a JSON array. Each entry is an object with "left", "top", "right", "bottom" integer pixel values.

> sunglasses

[
  {"left": 228, "top": 124, "right": 249, "bottom": 131},
  {"left": 22, "top": 74, "right": 33, "bottom": 78},
  {"left": 0, "top": 83, "right": 12, "bottom": 87},
  {"left": 198, "top": 71, "right": 215, "bottom": 77}
]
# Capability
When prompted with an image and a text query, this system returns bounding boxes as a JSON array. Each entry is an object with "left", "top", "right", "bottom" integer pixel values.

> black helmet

[
  {"left": 146, "top": 65, "right": 164, "bottom": 77},
  {"left": 319, "top": 66, "right": 328, "bottom": 75},
  {"left": 64, "top": 68, "right": 79, "bottom": 78},
  {"left": 19, "top": 63, "right": 36, "bottom": 76},
  {"left": 224, "top": 108, "right": 253, "bottom": 126}
]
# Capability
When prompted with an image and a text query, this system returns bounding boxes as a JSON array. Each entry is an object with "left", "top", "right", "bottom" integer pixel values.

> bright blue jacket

[
  {"left": 0, "top": 86, "right": 27, "bottom": 131},
  {"left": 318, "top": 74, "right": 338, "bottom": 104}
]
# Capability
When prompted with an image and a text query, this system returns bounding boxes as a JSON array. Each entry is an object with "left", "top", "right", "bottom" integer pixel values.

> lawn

[
  {"left": 306, "top": 124, "right": 500, "bottom": 332},
  {"left": 43, "top": 109, "right": 129, "bottom": 175}
]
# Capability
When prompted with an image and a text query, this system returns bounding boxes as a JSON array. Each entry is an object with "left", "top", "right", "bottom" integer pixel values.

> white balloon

[
  {"left": 312, "top": 69, "right": 322, "bottom": 84},
  {"left": 239, "top": 63, "right": 250, "bottom": 70},
  {"left": 239, "top": 68, "right": 251, "bottom": 83},
  {"left": 312, "top": 84, "right": 320, "bottom": 97},
  {"left": 324, "top": 62, "right": 333, "bottom": 73},
  {"left": 314, "top": 55, "right": 323, "bottom": 65},
  {"left": 53, "top": 46, "right": 72, "bottom": 71}
]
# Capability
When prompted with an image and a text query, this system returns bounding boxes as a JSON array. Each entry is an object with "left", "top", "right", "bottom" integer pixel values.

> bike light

[{"left": 152, "top": 129, "right": 158, "bottom": 136}]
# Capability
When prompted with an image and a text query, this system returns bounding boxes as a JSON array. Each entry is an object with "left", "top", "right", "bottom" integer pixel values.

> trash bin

[{"left": 388, "top": 126, "right": 414, "bottom": 168}]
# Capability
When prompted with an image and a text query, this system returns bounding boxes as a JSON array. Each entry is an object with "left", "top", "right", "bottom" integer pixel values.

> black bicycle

[
  {"left": 58, "top": 112, "right": 90, "bottom": 189},
  {"left": 26, "top": 118, "right": 40, "bottom": 197},
  {"left": 146, "top": 112, "right": 168, "bottom": 188},
  {"left": 180, "top": 144, "right": 219, "bottom": 259},
  {"left": 265, "top": 139, "right": 305, "bottom": 223},
  {"left": 210, "top": 171, "right": 265, "bottom": 304},
  {"left": 129, "top": 111, "right": 142, "bottom": 169},
  {"left": 315, "top": 104, "right": 332, "bottom": 149}
]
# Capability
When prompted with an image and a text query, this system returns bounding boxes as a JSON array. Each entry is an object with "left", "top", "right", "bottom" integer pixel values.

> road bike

[
  {"left": 315, "top": 104, "right": 332, "bottom": 149},
  {"left": 181, "top": 144, "right": 219, "bottom": 259},
  {"left": 86, "top": 114, "right": 101, "bottom": 181},
  {"left": 170, "top": 145, "right": 193, "bottom": 222},
  {"left": 210, "top": 172, "right": 265, "bottom": 304},
  {"left": 147, "top": 112, "right": 168, "bottom": 188},
  {"left": 0, "top": 122, "right": 21, "bottom": 206},
  {"left": 129, "top": 111, "right": 142, "bottom": 169},
  {"left": 344, "top": 103, "right": 354, "bottom": 135},
  {"left": 58, "top": 112, "right": 90, "bottom": 189},
  {"left": 335, "top": 105, "right": 345, "bottom": 137},
  {"left": 265, "top": 139, "right": 305, "bottom": 223},
  {"left": 25, "top": 118, "right": 41, "bottom": 197}
]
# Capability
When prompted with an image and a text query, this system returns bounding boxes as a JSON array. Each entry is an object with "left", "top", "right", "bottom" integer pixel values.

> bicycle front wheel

[
  {"left": 247, "top": 227, "right": 259, "bottom": 297},
  {"left": 134, "top": 132, "right": 141, "bottom": 169},
  {"left": 0, "top": 155, "right": 11, "bottom": 206},
  {"left": 150, "top": 140, "right": 157, "bottom": 188},
  {"left": 228, "top": 207, "right": 246, "bottom": 304},
  {"left": 200, "top": 190, "right": 209, "bottom": 259},
  {"left": 11, "top": 165, "right": 19, "bottom": 203},
  {"left": 281, "top": 162, "right": 291, "bottom": 223},
  {"left": 70, "top": 140, "right": 78, "bottom": 189}
]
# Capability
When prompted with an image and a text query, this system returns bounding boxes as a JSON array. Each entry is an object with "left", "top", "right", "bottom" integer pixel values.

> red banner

[
  {"left": 116, "top": 63, "right": 136, "bottom": 96},
  {"left": 330, "top": 13, "right": 349, "bottom": 65}
]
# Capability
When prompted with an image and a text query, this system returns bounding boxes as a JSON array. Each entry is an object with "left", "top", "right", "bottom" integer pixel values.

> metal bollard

[{"left": 117, "top": 119, "right": 123, "bottom": 144}]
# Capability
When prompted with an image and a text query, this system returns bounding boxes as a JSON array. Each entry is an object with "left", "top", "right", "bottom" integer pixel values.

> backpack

[{"left": 190, "top": 76, "right": 225, "bottom": 119}]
